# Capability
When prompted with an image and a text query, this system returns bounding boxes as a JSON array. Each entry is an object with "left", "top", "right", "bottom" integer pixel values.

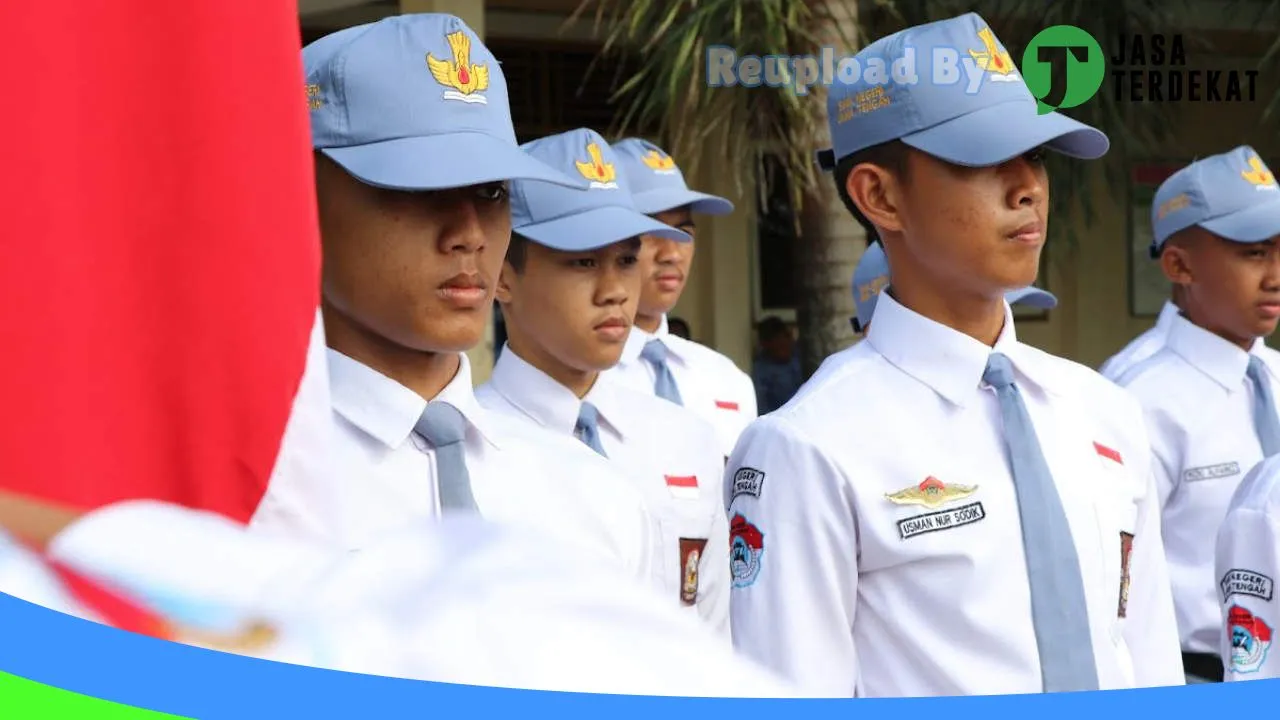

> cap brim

[
  {"left": 632, "top": 188, "right": 735, "bottom": 216},
  {"left": 515, "top": 205, "right": 692, "bottom": 251},
  {"left": 1006, "top": 288, "right": 1058, "bottom": 309},
  {"left": 322, "top": 132, "right": 590, "bottom": 191},
  {"left": 1199, "top": 197, "right": 1280, "bottom": 243},
  {"left": 901, "top": 100, "right": 1109, "bottom": 168}
]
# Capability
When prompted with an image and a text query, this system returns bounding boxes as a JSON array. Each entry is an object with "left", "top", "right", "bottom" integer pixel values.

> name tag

[
  {"left": 897, "top": 502, "right": 986, "bottom": 540},
  {"left": 1184, "top": 462, "right": 1241, "bottom": 483}
]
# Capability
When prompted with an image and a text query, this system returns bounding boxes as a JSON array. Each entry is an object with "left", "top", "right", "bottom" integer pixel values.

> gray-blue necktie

[
  {"left": 414, "top": 402, "right": 478, "bottom": 514},
  {"left": 983, "top": 352, "right": 1100, "bottom": 693},
  {"left": 641, "top": 339, "right": 684, "bottom": 405},
  {"left": 1247, "top": 355, "right": 1280, "bottom": 458},
  {"left": 574, "top": 401, "right": 608, "bottom": 458}
]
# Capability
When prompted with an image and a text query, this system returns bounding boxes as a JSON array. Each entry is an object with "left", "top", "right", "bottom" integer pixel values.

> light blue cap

[
  {"left": 1005, "top": 286, "right": 1058, "bottom": 309},
  {"left": 816, "top": 13, "right": 1108, "bottom": 171},
  {"left": 511, "top": 129, "right": 692, "bottom": 252},
  {"left": 304, "top": 14, "right": 587, "bottom": 191},
  {"left": 1150, "top": 145, "right": 1280, "bottom": 255},
  {"left": 852, "top": 243, "right": 889, "bottom": 332},
  {"left": 611, "top": 139, "right": 735, "bottom": 216}
]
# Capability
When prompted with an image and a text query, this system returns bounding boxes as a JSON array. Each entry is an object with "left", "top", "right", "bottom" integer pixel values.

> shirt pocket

[
  {"left": 655, "top": 503, "right": 720, "bottom": 611},
  {"left": 1093, "top": 474, "right": 1139, "bottom": 643}
]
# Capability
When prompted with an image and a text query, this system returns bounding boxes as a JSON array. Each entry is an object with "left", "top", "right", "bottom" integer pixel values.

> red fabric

[
  {"left": 45, "top": 559, "right": 175, "bottom": 641},
  {"left": 1093, "top": 442, "right": 1124, "bottom": 465},
  {"left": 0, "top": 3, "right": 321, "bottom": 522}
]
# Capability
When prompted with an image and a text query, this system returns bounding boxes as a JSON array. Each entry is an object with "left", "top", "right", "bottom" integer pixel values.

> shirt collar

[
  {"left": 328, "top": 349, "right": 499, "bottom": 450},
  {"left": 1155, "top": 300, "right": 1180, "bottom": 331},
  {"left": 489, "top": 346, "right": 635, "bottom": 442},
  {"left": 621, "top": 319, "right": 690, "bottom": 366},
  {"left": 866, "top": 290, "right": 1052, "bottom": 407},
  {"left": 1165, "top": 312, "right": 1261, "bottom": 392}
]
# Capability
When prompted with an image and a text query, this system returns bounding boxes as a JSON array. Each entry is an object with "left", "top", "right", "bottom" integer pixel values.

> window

[
  {"left": 484, "top": 39, "right": 653, "bottom": 141},
  {"left": 755, "top": 153, "right": 799, "bottom": 312}
]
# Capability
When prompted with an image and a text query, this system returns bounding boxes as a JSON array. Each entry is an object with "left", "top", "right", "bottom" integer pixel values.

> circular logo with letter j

[{"left": 1022, "top": 25, "right": 1106, "bottom": 115}]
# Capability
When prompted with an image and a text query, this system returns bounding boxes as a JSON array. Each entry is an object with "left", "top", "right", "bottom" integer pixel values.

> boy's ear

[
  {"left": 495, "top": 262, "right": 516, "bottom": 306},
  {"left": 1159, "top": 244, "right": 1194, "bottom": 286},
  {"left": 846, "top": 163, "right": 904, "bottom": 235}
]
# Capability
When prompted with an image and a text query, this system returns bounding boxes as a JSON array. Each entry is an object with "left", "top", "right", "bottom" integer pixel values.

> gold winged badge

[
  {"left": 426, "top": 31, "right": 490, "bottom": 104},
  {"left": 641, "top": 149, "right": 677, "bottom": 174},
  {"left": 885, "top": 476, "right": 977, "bottom": 509},
  {"left": 1242, "top": 155, "right": 1277, "bottom": 189},
  {"left": 968, "top": 27, "right": 1019, "bottom": 82},
  {"left": 575, "top": 142, "right": 619, "bottom": 188}
]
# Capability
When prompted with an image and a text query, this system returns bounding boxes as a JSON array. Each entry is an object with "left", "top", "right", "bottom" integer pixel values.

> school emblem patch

[
  {"left": 885, "top": 476, "right": 977, "bottom": 509},
  {"left": 641, "top": 149, "right": 677, "bottom": 175},
  {"left": 730, "top": 513, "right": 765, "bottom": 588},
  {"left": 574, "top": 143, "right": 619, "bottom": 189},
  {"left": 1242, "top": 155, "right": 1278, "bottom": 190},
  {"left": 1229, "top": 604, "right": 1274, "bottom": 674},
  {"left": 1118, "top": 531, "right": 1134, "bottom": 618},
  {"left": 968, "top": 27, "right": 1020, "bottom": 82},
  {"left": 679, "top": 537, "right": 707, "bottom": 606},
  {"left": 426, "top": 31, "right": 490, "bottom": 104}
]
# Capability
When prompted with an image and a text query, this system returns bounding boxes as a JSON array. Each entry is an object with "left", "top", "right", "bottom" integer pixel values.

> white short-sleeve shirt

[
  {"left": 1099, "top": 300, "right": 1179, "bottom": 381},
  {"left": 251, "top": 350, "right": 656, "bottom": 584},
  {"left": 1114, "top": 312, "right": 1280, "bottom": 654},
  {"left": 477, "top": 347, "right": 729, "bottom": 636},
  {"left": 724, "top": 291, "right": 1184, "bottom": 697},
  {"left": 1216, "top": 454, "right": 1280, "bottom": 681},
  {"left": 607, "top": 316, "right": 757, "bottom": 459}
]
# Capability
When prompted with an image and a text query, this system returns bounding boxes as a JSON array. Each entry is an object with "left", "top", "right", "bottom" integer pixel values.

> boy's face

[
  {"left": 498, "top": 238, "right": 642, "bottom": 373},
  {"left": 637, "top": 207, "right": 696, "bottom": 317},
  {"left": 889, "top": 148, "right": 1049, "bottom": 297},
  {"left": 1165, "top": 227, "right": 1280, "bottom": 342},
  {"left": 315, "top": 156, "right": 511, "bottom": 355}
]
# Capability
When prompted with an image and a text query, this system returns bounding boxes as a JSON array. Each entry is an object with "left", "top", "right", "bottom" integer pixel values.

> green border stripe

[{"left": 0, "top": 671, "right": 189, "bottom": 719}]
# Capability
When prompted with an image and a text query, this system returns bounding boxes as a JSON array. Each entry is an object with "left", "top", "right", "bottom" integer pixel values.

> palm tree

[{"left": 576, "top": 0, "right": 1182, "bottom": 377}]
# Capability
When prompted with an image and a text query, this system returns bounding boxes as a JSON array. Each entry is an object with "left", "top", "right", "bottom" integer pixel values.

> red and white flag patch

[
  {"left": 665, "top": 474, "right": 700, "bottom": 500},
  {"left": 1094, "top": 442, "right": 1123, "bottom": 465},
  {"left": 715, "top": 400, "right": 740, "bottom": 411}
]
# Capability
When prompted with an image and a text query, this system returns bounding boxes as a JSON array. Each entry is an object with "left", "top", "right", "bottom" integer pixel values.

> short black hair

[
  {"left": 506, "top": 231, "right": 532, "bottom": 272},
  {"left": 757, "top": 315, "right": 789, "bottom": 342},
  {"left": 667, "top": 316, "right": 692, "bottom": 339},
  {"left": 832, "top": 139, "right": 911, "bottom": 244}
]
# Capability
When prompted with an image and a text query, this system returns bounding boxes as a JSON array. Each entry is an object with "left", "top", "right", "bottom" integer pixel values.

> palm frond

[{"left": 575, "top": 0, "right": 858, "bottom": 219}]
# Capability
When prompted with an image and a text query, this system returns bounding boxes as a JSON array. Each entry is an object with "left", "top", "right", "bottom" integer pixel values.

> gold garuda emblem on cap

[
  {"left": 1242, "top": 155, "right": 1277, "bottom": 189},
  {"left": 969, "top": 27, "right": 1019, "bottom": 82},
  {"left": 641, "top": 150, "right": 677, "bottom": 174},
  {"left": 427, "top": 31, "right": 490, "bottom": 104},
  {"left": 575, "top": 142, "right": 619, "bottom": 188}
]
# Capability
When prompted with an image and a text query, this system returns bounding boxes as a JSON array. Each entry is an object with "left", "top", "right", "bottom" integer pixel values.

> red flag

[{"left": 0, "top": 4, "right": 321, "bottom": 522}]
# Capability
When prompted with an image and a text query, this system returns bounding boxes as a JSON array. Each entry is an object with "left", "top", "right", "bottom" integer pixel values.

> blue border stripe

[{"left": 1, "top": 591, "right": 1279, "bottom": 718}]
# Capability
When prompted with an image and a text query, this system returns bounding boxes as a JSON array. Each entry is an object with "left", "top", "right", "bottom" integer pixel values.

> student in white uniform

[
  {"left": 606, "top": 138, "right": 757, "bottom": 459},
  {"left": 1216, "top": 454, "right": 1280, "bottom": 681},
  {"left": 474, "top": 129, "right": 730, "bottom": 633},
  {"left": 252, "top": 14, "right": 656, "bottom": 581},
  {"left": 1112, "top": 146, "right": 1280, "bottom": 683},
  {"left": 1100, "top": 291, "right": 1183, "bottom": 381},
  {"left": 724, "top": 13, "right": 1184, "bottom": 697},
  {"left": 851, "top": 240, "right": 1058, "bottom": 335}
]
